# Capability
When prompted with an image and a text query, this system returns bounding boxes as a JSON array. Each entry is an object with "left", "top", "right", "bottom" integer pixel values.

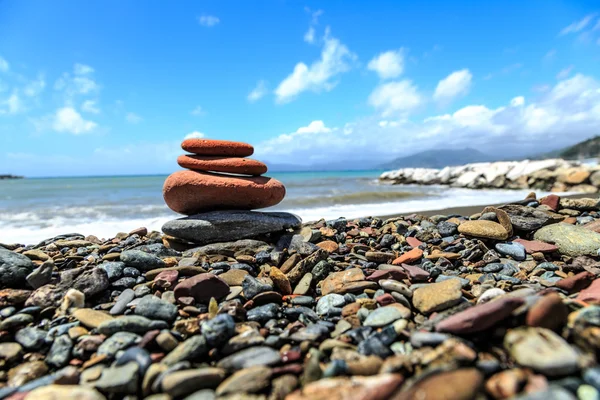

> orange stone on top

[
  {"left": 163, "top": 170, "right": 285, "bottom": 215},
  {"left": 182, "top": 139, "right": 254, "bottom": 157},
  {"left": 177, "top": 155, "right": 267, "bottom": 176}
]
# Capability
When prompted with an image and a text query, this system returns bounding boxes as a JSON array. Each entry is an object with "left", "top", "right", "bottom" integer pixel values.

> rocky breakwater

[
  {"left": 380, "top": 158, "right": 600, "bottom": 193},
  {"left": 3, "top": 193, "right": 600, "bottom": 398},
  {"left": 162, "top": 138, "right": 302, "bottom": 246}
]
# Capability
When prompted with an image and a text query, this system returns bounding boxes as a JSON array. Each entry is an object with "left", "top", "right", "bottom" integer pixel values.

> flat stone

[
  {"left": 0, "top": 247, "right": 35, "bottom": 287},
  {"left": 321, "top": 268, "right": 366, "bottom": 296},
  {"left": 120, "top": 250, "right": 165, "bottom": 271},
  {"left": 161, "top": 334, "right": 208, "bottom": 366},
  {"left": 219, "top": 270, "right": 248, "bottom": 286},
  {"left": 26, "top": 260, "right": 54, "bottom": 289},
  {"left": 181, "top": 138, "right": 254, "bottom": 157},
  {"left": 363, "top": 304, "right": 411, "bottom": 327},
  {"left": 393, "top": 368, "right": 483, "bottom": 400},
  {"left": 513, "top": 239, "right": 559, "bottom": 254},
  {"left": 500, "top": 204, "right": 564, "bottom": 231},
  {"left": 577, "top": 279, "right": 600, "bottom": 303},
  {"left": 201, "top": 314, "right": 236, "bottom": 347},
  {"left": 391, "top": 248, "right": 423, "bottom": 265},
  {"left": 269, "top": 266, "right": 292, "bottom": 295},
  {"left": 286, "top": 373, "right": 403, "bottom": 400},
  {"left": 504, "top": 327, "right": 579, "bottom": 376},
  {"left": 161, "top": 368, "right": 226, "bottom": 398},
  {"left": 24, "top": 385, "right": 107, "bottom": 400},
  {"left": 526, "top": 293, "right": 569, "bottom": 330},
  {"left": 436, "top": 297, "right": 524, "bottom": 334},
  {"left": 110, "top": 289, "right": 135, "bottom": 315},
  {"left": 534, "top": 223, "right": 600, "bottom": 257},
  {"left": 316, "top": 294, "right": 346, "bottom": 316},
  {"left": 412, "top": 279, "right": 463, "bottom": 314},
  {"left": 163, "top": 171, "right": 286, "bottom": 215},
  {"left": 0, "top": 342, "right": 22, "bottom": 364},
  {"left": 134, "top": 295, "right": 178, "bottom": 321},
  {"left": 216, "top": 366, "right": 272, "bottom": 396},
  {"left": 560, "top": 197, "right": 599, "bottom": 211},
  {"left": 555, "top": 271, "right": 595, "bottom": 294},
  {"left": 163, "top": 210, "right": 300, "bottom": 244},
  {"left": 458, "top": 220, "right": 508, "bottom": 240},
  {"left": 73, "top": 309, "right": 114, "bottom": 329},
  {"left": 293, "top": 273, "right": 313, "bottom": 295},
  {"left": 97, "top": 316, "right": 167, "bottom": 336},
  {"left": 495, "top": 242, "right": 526, "bottom": 261},
  {"left": 93, "top": 362, "right": 139, "bottom": 394},
  {"left": 217, "top": 346, "right": 281, "bottom": 371},
  {"left": 178, "top": 154, "right": 267, "bottom": 175},
  {"left": 174, "top": 273, "right": 230, "bottom": 304}
]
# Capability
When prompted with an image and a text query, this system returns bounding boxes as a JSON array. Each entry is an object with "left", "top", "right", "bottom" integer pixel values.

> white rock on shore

[{"left": 379, "top": 159, "right": 600, "bottom": 192}]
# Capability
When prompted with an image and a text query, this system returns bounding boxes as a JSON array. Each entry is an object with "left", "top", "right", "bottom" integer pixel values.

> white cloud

[
  {"left": 274, "top": 29, "right": 356, "bottom": 103},
  {"left": 5, "top": 92, "right": 23, "bottom": 114},
  {"left": 126, "top": 112, "right": 142, "bottom": 124},
  {"left": 0, "top": 57, "right": 8, "bottom": 73},
  {"left": 247, "top": 80, "right": 268, "bottom": 103},
  {"left": 74, "top": 64, "right": 94, "bottom": 75},
  {"left": 433, "top": 69, "right": 473, "bottom": 104},
  {"left": 198, "top": 14, "right": 220, "bottom": 27},
  {"left": 510, "top": 96, "right": 525, "bottom": 107},
  {"left": 184, "top": 131, "right": 205, "bottom": 140},
  {"left": 304, "top": 26, "right": 316, "bottom": 44},
  {"left": 23, "top": 75, "right": 46, "bottom": 97},
  {"left": 256, "top": 120, "right": 336, "bottom": 158},
  {"left": 190, "top": 106, "right": 205, "bottom": 116},
  {"left": 368, "top": 80, "right": 423, "bottom": 117},
  {"left": 556, "top": 65, "right": 574, "bottom": 80},
  {"left": 52, "top": 107, "right": 97, "bottom": 134},
  {"left": 560, "top": 13, "right": 598, "bottom": 35},
  {"left": 81, "top": 100, "right": 100, "bottom": 114},
  {"left": 257, "top": 74, "right": 600, "bottom": 165},
  {"left": 367, "top": 49, "right": 405, "bottom": 79}
]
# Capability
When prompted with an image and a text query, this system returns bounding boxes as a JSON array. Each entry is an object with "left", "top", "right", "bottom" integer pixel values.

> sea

[{"left": 0, "top": 170, "right": 546, "bottom": 244}]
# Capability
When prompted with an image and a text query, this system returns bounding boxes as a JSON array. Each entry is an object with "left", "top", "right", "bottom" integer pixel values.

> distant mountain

[
  {"left": 529, "top": 135, "right": 600, "bottom": 161},
  {"left": 378, "top": 148, "right": 495, "bottom": 170}
]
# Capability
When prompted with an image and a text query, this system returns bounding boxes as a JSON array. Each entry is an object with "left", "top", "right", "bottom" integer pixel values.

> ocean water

[{"left": 0, "top": 170, "right": 544, "bottom": 244}]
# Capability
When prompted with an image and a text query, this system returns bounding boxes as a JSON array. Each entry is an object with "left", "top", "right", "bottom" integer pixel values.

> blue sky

[{"left": 1, "top": 0, "right": 599, "bottom": 177}]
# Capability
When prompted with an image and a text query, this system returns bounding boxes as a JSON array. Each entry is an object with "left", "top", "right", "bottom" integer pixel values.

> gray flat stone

[
  {"left": 534, "top": 223, "right": 600, "bottom": 257},
  {"left": 163, "top": 211, "right": 302, "bottom": 245}
]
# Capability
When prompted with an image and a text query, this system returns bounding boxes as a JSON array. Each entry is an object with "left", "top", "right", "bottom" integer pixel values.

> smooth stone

[
  {"left": 247, "top": 303, "right": 279, "bottom": 323},
  {"left": 316, "top": 294, "right": 346, "bottom": 316},
  {"left": 181, "top": 138, "right": 254, "bottom": 157},
  {"left": 270, "top": 266, "right": 292, "bottom": 295},
  {"left": 293, "top": 273, "right": 313, "bottom": 295},
  {"left": 0, "top": 313, "right": 33, "bottom": 330},
  {"left": 219, "top": 270, "right": 249, "bottom": 286},
  {"left": 321, "top": 268, "right": 366, "bottom": 296},
  {"left": 93, "top": 362, "right": 139, "bottom": 394},
  {"left": 513, "top": 238, "right": 558, "bottom": 254},
  {"left": 174, "top": 273, "right": 229, "bottom": 304},
  {"left": 393, "top": 369, "right": 483, "bottom": 400},
  {"left": 0, "top": 342, "right": 22, "bottom": 364},
  {"left": 534, "top": 223, "right": 600, "bottom": 257},
  {"left": 379, "top": 280, "right": 412, "bottom": 298},
  {"left": 182, "top": 390, "right": 216, "bottom": 400},
  {"left": 526, "top": 293, "right": 569, "bottom": 330},
  {"left": 495, "top": 242, "right": 527, "bottom": 261},
  {"left": 0, "top": 247, "right": 35, "bottom": 287},
  {"left": 161, "top": 335, "right": 208, "bottom": 366},
  {"left": 97, "top": 332, "right": 141, "bottom": 357},
  {"left": 436, "top": 297, "right": 524, "bottom": 334},
  {"left": 24, "top": 385, "right": 107, "bottom": 400},
  {"left": 135, "top": 295, "right": 178, "bottom": 321},
  {"left": 6, "top": 360, "right": 48, "bottom": 387},
  {"left": 161, "top": 368, "right": 226, "bottom": 398},
  {"left": 110, "top": 289, "right": 135, "bottom": 315},
  {"left": 115, "top": 347, "right": 151, "bottom": 377},
  {"left": 499, "top": 204, "right": 564, "bottom": 231},
  {"left": 163, "top": 210, "right": 300, "bottom": 245},
  {"left": 504, "top": 327, "right": 579, "bottom": 376},
  {"left": 555, "top": 271, "right": 595, "bottom": 294},
  {"left": 201, "top": 314, "right": 236, "bottom": 347},
  {"left": 163, "top": 170, "right": 286, "bottom": 214},
  {"left": 46, "top": 335, "right": 73, "bottom": 368},
  {"left": 97, "top": 315, "right": 167, "bottom": 335},
  {"left": 410, "top": 331, "right": 450, "bottom": 347},
  {"left": 458, "top": 220, "right": 508, "bottom": 240},
  {"left": 120, "top": 250, "right": 165, "bottom": 271},
  {"left": 577, "top": 279, "right": 600, "bottom": 303},
  {"left": 286, "top": 373, "right": 403, "bottom": 400},
  {"left": 363, "top": 305, "right": 410, "bottom": 327},
  {"left": 412, "top": 279, "right": 463, "bottom": 314},
  {"left": 477, "top": 288, "right": 506, "bottom": 304},
  {"left": 15, "top": 327, "right": 47, "bottom": 350},
  {"left": 242, "top": 275, "right": 273, "bottom": 299},
  {"left": 178, "top": 154, "right": 267, "bottom": 175},
  {"left": 73, "top": 309, "right": 114, "bottom": 328},
  {"left": 217, "top": 346, "right": 281, "bottom": 371},
  {"left": 26, "top": 260, "right": 54, "bottom": 289},
  {"left": 99, "top": 261, "right": 126, "bottom": 281},
  {"left": 216, "top": 366, "right": 272, "bottom": 396}
]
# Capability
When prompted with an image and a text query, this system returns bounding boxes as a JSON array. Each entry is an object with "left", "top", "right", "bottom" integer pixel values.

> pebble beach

[{"left": 3, "top": 138, "right": 600, "bottom": 400}]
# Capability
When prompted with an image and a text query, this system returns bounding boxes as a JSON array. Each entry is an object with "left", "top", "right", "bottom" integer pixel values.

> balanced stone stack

[{"left": 162, "top": 138, "right": 301, "bottom": 245}]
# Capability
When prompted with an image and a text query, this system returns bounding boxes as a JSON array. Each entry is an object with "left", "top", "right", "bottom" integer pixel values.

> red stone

[
  {"left": 555, "top": 271, "right": 595, "bottom": 294},
  {"left": 174, "top": 273, "right": 230, "bottom": 304},
  {"left": 540, "top": 194, "right": 560, "bottom": 211},
  {"left": 392, "top": 248, "right": 423, "bottom": 265},
  {"left": 406, "top": 237, "right": 423, "bottom": 247},
  {"left": 435, "top": 297, "right": 524, "bottom": 334},
  {"left": 397, "top": 264, "right": 429, "bottom": 282},
  {"left": 376, "top": 293, "right": 396, "bottom": 306},
  {"left": 584, "top": 220, "right": 600, "bottom": 233},
  {"left": 526, "top": 293, "right": 568, "bottom": 331},
  {"left": 577, "top": 278, "right": 600, "bottom": 303},
  {"left": 163, "top": 170, "right": 286, "bottom": 215},
  {"left": 181, "top": 138, "right": 254, "bottom": 157},
  {"left": 366, "top": 269, "right": 408, "bottom": 282},
  {"left": 177, "top": 155, "right": 267, "bottom": 176},
  {"left": 153, "top": 270, "right": 179, "bottom": 289},
  {"left": 513, "top": 239, "right": 558, "bottom": 254}
]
